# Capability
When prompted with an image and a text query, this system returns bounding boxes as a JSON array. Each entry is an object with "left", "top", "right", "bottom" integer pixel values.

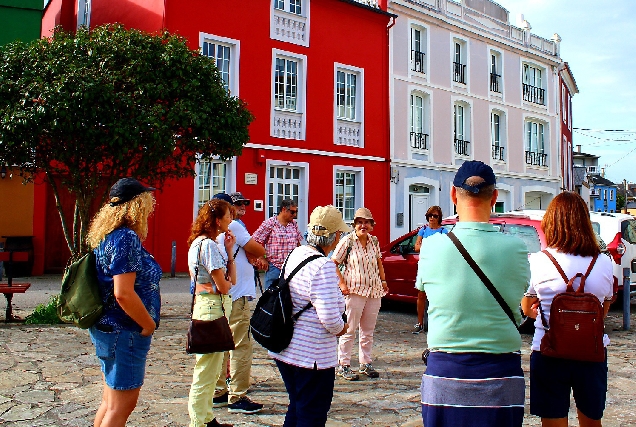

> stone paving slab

[{"left": 1, "top": 275, "right": 635, "bottom": 426}]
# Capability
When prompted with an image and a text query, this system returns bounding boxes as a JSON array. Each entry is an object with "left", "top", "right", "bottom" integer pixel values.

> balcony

[
  {"left": 525, "top": 151, "right": 547, "bottom": 167},
  {"left": 523, "top": 83, "right": 545, "bottom": 105},
  {"left": 411, "top": 50, "right": 425, "bottom": 73},
  {"left": 453, "top": 62, "right": 466, "bottom": 84},
  {"left": 492, "top": 145, "right": 504, "bottom": 161},
  {"left": 490, "top": 73, "right": 500, "bottom": 92},
  {"left": 410, "top": 132, "right": 428, "bottom": 150},
  {"left": 455, "top": 138, "right": 470, "bottom": 156}
]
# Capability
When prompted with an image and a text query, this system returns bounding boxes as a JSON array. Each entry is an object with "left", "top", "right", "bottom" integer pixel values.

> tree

[
  {"left": 0, "top": 24, "right": 253, "bottom": 257},
  {"left": 617, "top": 192, "right": 625, "bottom": 211}
]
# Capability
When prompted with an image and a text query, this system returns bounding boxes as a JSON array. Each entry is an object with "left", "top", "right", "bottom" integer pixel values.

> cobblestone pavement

[{"left": 0, "top": 275, "right": 635, "bottom": 426}]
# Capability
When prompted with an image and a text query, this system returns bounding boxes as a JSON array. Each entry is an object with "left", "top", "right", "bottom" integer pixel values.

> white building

[{"left": 389, "top": 0, "right": 565, "bottom": 237}]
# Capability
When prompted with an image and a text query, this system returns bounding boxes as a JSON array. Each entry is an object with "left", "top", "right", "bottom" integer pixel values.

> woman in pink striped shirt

[{"left": 332, "top": 207, "right": 388, "bottom": 381}]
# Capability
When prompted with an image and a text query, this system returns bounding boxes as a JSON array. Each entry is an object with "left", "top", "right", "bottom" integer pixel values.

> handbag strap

[
  {"left": 190, "top": 238, "right": 227, "bottom": 319},
  {"left": 281, "top": 253, "right": 323, "bottom": 320},
  {"left": 538, "top": 250, "right": 598, "bottom": 329},
  {"left": 447, "top": 231, "right": 518, "bottom": 328}
]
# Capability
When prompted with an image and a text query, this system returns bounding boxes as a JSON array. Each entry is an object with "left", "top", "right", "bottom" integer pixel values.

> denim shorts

[
  {"left": 530, "top": 350, "right": 608, "bottom": 420},
  {"left": 89, "top": 326, "right": 152, "bottom": 390}
]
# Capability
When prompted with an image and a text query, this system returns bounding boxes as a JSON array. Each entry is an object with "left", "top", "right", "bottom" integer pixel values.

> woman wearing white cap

[
  {"left": 332, "top": 207, "right": 388, "bottom": 381},
  {"left": 270, "top": 205, "right": 350, "bottom": 426}
]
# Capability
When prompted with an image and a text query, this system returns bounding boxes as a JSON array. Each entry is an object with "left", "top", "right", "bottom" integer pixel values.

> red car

[{"left": 381, "top": 211, "right": 549, "bottom": 304}]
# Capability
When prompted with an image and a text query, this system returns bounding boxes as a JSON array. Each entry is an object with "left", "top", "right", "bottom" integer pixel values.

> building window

[
  {"left": 453, "top": 40, "right": 466, "bottom": 84},
  {"left": 610, "top": 189, "right": 614, "bottom": 201},
  {"left": 411, "top": 27, "right": 426, "bottom": 73},
  {"left": 336, "top": 70, "right": 357, "bottom": 120},
  {"left": 275, "top": 0, "right": 302, "bottom": 14},
  {"left": 275, "top": 57, "right": 298, "bottom": 110},
  {"left": 200, "top": 34, "right": 239, "bottom": 95},
  {"left": 410, "top": 93, "right": 428, "bottom": 150},
  {"left": 268, "top": 166, "right": 301, "bottom": 218},
  {"left": 197, "top": 159, "right": 227, "bottom": 207},
  {"left": 454, "top": 103, "right": 470, "bottom": 156},
  {"left": 490, "top": 51, "right": 502, "bottom": 93},
  {"left": 523, "top": 63, "right": 545, "bottom": 105},
  {"left": 334, "top": 64, "right": 364, "bottom": 147},
  {"left": 77, "top": 0, "right": 91, "bottom": 28},
  {"left": 335, "top": 171, "right": 357, "bottom": 222},
  {"left": 491, "top": 112, "right": 504, "bottom": 161},
  {"left": 271, "top": 0, "right": 309, "bottom": 46},
  {"left": 525, "top": 120, "right": 548, "bottom": 166}
]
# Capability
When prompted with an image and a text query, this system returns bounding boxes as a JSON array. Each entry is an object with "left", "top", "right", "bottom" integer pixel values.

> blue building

[{"left": 590, "top": 175, "right": 617, "bottom": 213}]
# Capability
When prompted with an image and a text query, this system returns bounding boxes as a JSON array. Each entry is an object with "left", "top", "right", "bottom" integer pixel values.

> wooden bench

[{"left": 0, "top": 251, "right": 32, "bottom": 322}]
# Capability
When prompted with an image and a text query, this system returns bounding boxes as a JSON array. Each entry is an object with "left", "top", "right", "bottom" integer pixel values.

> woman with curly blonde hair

[
  {"left": 187, "top": 197, "right": 237, "bottom": 427},
  {"left": 86, "top": 177, "right": 161, "bottom": 427}
]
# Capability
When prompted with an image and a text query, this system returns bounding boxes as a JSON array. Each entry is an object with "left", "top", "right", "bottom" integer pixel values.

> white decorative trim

[
  {"left": 273, "top": 110, "right": 303, "bottom": 140},
  {"left": 270, "top": 0, "right": 310, "bottom": 47},
  {"left": 245, "top": 143, "right": 386, "bottom": 162},
  {"left": 336, "top": 120, "right": 362, "bottom": 147}
]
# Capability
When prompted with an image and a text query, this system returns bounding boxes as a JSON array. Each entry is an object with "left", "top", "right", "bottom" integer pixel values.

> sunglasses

[
  {"left": 427, "top": 214, "right": 440, "bottom": 219},
  {"left": 234, "top": 201, "right": 250, "bottom": 206},
  {"left": 288, "top": 209, "right": 298, "bottom": 215}
]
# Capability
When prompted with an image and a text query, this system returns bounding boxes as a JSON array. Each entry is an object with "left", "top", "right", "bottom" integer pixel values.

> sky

[{"left": 495, "top": 0, "right": 636, "bottom": 185}]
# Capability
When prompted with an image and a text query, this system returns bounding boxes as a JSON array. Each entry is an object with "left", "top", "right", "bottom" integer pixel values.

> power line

[{"left": 573, "top": 128, "right": 636, "bottom": 132}]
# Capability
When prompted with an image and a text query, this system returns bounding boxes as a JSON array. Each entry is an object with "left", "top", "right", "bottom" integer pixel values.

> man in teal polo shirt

[{"left": 416, "top": 160, "right": 529, "bottom": 427}]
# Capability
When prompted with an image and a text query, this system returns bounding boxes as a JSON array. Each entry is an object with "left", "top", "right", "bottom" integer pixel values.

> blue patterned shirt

[{"left": 94, "top": 227, "right": 162, "bottom": 331}]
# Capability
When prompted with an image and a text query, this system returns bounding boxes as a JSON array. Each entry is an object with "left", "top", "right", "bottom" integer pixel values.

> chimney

[
  {"left": 601, "top": 168, "right": 605, "bottom": 178},
  {"left": 576, "top": 145, "right": 581, "bottom": 153}
]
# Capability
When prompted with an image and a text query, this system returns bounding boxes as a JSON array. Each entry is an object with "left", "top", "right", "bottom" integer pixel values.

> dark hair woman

[
  {"left": 186, "top": 199, "right": 237, "bottom": 427},
  {"left": 521, "top": 192, "right": 614, "bottom": 427}
]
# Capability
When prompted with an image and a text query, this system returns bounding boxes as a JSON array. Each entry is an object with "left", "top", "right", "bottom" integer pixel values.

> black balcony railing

[
  {"left": 525, "top": 150, "right": 548, "bottom": 166},
  {"left": 492, "top": 145, "right": 504, "bottom": 161},
  {"left": 453, "top": 62, "right": 466, "bottom": 84},
  {"left": 410, "top": 131, "right": 428, "bottom": 150},
  {"left": 490, "top": 73, "right": 500, "bottom": 92},
  {"left": 523, "top": 83, "right": 545, "bottom": 105},
  {"left": 454, "top": 138, "right": 470, "bottom": 156},
  {"left": 411, "top": 50, "right": 425, "bottom": 73}
]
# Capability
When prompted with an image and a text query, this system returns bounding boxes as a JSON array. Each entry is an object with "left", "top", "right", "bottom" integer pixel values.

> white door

[{"left": 410, "top": 194, "right": 430, "bottom": 230}]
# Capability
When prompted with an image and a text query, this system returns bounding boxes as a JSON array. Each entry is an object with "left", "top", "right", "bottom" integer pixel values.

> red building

[
  {"left": 558, "top": 62, "right": 578, "bottom": 192},
  {"left": 37, "top": 0, "right": 394, "bottom": 274}
]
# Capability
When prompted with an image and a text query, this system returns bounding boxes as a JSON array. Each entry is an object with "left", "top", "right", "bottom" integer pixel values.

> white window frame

[
  {"left": 522, "top": 60, "right": 547, "bottom": 106},
  {"left": 409, "top": 89, "right": 431, "bottom": 153},
  {"left": 200, "top": 33, "right": 240, "bottom": 96},
  {"left": 275, "top": 0, "right": 303, "bottom": 15},
  {"left": 452, "top": 99, "right": 472, "bottom": 158},
  {"left": 77, "top": 0, "right": 91, "bottom": 28},
  {"left": 333, "top": 63, "right": 364, "bottom": 147},
  {"left": 265, "top": 160, "right": 309, "bottom": 230},
  {"left": 409, "top": 22, "right": 429, "bottom": 77},
  {"left": 524, "top": 116, "right": 549, "bottom": 168},
  {"left": 610, "top": 189, "right": 614, "bottom": 201},
  {"left": 333, "top": 166, "right": 364, "bottom": 224},
  {"left": 271, "top": 0, "right": 310, "bottom": 47},
  {"left": 451, "top": 36, "right": 469, "bottom": 88},
  {"left": 490, "top": 107, "right": 507, "bottom": 163},
  {"left": 193, "top": 156, "right": 236, "bottom": 215},
  {"left": 335, "top": 68, "right": 360, "bottom": 121},
  {"left": 272, "top": 49, "right": 307, "bottom": 140},
  {"left": 488, "top": 47, "right": 503, "bottom": 96}
]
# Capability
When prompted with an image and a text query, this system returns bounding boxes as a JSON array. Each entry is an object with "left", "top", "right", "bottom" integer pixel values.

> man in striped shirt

[{"left": 252, "top": 199, "right": 303, "bottom": 289}]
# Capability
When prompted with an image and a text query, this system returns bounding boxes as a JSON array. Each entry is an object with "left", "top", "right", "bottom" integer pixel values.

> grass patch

[{"left": 25, "top": 295, "right": 64, "bottom": 325}]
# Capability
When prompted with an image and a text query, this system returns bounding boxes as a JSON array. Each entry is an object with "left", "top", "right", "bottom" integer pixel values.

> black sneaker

[
  {"left": 213, "top": 392, "right": 228, "bottom": 408},
  {"left": 227, "top": 396, "right": 263, "bottom": 414},
  {"left": 206, "top": 418, "right": 232, "bottom": 427}
]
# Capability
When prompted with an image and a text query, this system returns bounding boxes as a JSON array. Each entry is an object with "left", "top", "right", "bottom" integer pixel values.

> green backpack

[{"left": 57, "top": 251, "right": 103, "bottom": 328}]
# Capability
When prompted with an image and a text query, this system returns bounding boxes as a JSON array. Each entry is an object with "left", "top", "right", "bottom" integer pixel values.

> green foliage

[
  {"left": 0, "top": 24, "right": 253, "bottom": 256},
  {"left": 24, "top": 295, "right": 63, "bottom": 325},
  {"left": 617, "top": 193, "right": 625, "bottom": 210}
]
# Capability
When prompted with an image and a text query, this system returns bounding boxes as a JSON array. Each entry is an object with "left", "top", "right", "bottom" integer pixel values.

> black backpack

[{"left": 250, "top": 253, "right": 322, "bottom": 353}]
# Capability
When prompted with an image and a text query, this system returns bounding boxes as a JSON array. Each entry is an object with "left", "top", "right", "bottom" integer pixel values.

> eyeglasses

[
  {"left": 427, "top": 214, "right": 440, "bottom": 219},
  {"left": 234, "top": 201, "right": 250, "bottom": 206},
  {"left": 288, "top": 209, "right": 298, "bottom": 215}
]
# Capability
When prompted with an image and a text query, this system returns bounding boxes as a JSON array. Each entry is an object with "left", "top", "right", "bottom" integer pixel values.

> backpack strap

[
  {"left": 281, "top": 253, "right": 324, "bottom": 321},
  {"left": 447, "top": 232, "right": 518, "bottom": 328}
]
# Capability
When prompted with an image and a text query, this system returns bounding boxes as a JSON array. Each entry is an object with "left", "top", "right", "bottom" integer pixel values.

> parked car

[
  {"left": 589, "top": 211, "right": 636, "bottom": 296},
  {"left": 382, "top": 210, "right": 608, "bottom": 304}
]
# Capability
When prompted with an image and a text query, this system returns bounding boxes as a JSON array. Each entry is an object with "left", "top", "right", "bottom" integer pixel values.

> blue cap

[
  {"left": 213, "top": 193, "right": 234, "bottom": 205},
  {"left": 453, "top": 161, "right": 496, "bottom": 194}
]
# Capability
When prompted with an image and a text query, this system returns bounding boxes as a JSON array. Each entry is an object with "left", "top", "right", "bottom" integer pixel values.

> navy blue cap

[
  {"left": 109, "top": 178, "right": 155, "bottom": 206},
  {"left": 213, "top": 193, "right": 234, "bottom": 205},
  {"left": 453, "top": 161, "right": 496, "bottom": 194}
]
